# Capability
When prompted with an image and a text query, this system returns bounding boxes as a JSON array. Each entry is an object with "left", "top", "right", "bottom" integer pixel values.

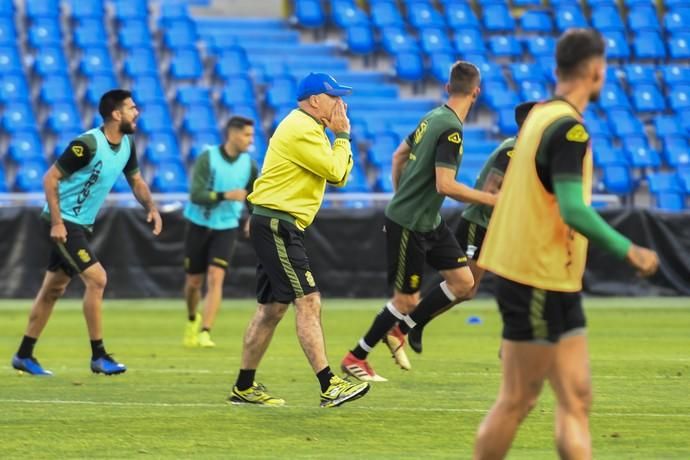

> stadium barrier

[{"left": 0, "top": 207, "right": 688, "bottom": 299}]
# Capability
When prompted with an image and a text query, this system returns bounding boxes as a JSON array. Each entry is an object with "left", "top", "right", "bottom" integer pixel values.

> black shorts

[
  {"left": 455, "top": 217, "right": 486, "bottom": 260},
  {"left": 385, "top": 217, "right": 468, "bottom": 294},
  {"left": 495, "top": 275, "right": 586, "bottom": 343},
  {"left": 184, "top": 222, "right": 238, "bottom": 274},
  {"left": 46, "top": 220, "right": 98, "bottom": 277},
  {"left": 251, "top": 215, "right": 318, "bottom": 304}
]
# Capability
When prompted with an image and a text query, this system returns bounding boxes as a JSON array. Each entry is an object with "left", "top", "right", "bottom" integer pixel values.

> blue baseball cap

[{"left": 296, "top": 72, "right": 353, "bottom": 101}]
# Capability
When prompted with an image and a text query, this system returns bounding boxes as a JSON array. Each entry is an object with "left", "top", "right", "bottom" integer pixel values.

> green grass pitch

[{"left": 1, "top": 297, "right": 688, "bottom": 459}]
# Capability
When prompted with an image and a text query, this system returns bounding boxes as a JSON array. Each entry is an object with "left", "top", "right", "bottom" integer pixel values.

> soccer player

[
  {"left": 228, "top": 73, "right": 370, "bottom": 408},
  {"left": 400, "top": 101, "right": 537, "bottom": 354},
  {"left": 11, "top": 89, "right": 162, "bottom": 376},
  {"left": 182, "top": 116, "right": 259, "bottom": 348},
  {"left": 473, "top": 29, "right": 658, "bottom": 459},
  {"left": 341, "top": 61, "right": 497, "bottom": 381}
]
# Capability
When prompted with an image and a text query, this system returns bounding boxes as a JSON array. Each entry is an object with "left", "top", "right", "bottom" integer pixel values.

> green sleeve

[
  {"left": 189, "top": 151, "right": 223, "bottom": 205},
  {"left": 244, "top": 160, "right": 259, "bottom": 213},
  {"left": 554, "top": 179, "right": 631, "bottom": 259}
]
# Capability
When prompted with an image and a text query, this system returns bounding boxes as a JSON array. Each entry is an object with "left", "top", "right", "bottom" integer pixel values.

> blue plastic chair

[
  {"left": 520, "top": 10, "right": 553, "bottom": 33},
  {"left": 79, "top": 46, "right": 114, "bottom": 77},
  {"left": 69, "top": 0, "right": 103, "bottom": 20},
  {"left": 14, "top": 159, "right": 48, "bottom": 192},
  {"left": 8, "top": 130, "right": 44, "bottom": 162},
  {"left": 28, "top": 18, "right": 62, "bottom": 48},
  {"left": 40, "top": 74, "right": 74, "bottom": 104},
  {"left": 519, "top": 80, "right": 548, "bottom": 101},
  {"left": 591, "top": 5, "right": 625, "bottom": 32},
  {"left": 376, "top": 167, "right": 394, "bottom": 193},
  {"left": 488, "top": 35, "right": 521, "bottom": 58},
  {"left": 624, "top": 136, "right": 661, "bottom": 168},
  {"left": 669, "top": 85, "right": 690, "bottom": 111},
  {"left": 138, "top": 103, "right": 173, "bottom": 134},
  {"left": 495, "top": 108, "right": 517, "bottom": 135},
  {"left": 339, "top": 164, "right": 371, "bottom": 192},
  {"left": 482, "top": 5, "right": 515, "bottom": 32},
  {"left": 151, "top": 160, "right": 188, "bottom": 193},
  {"left": 453, "top": 28, "right": 486, "bottom": 55},
  {"left": 145, "top": 131, "right": 180, "bottom": 164},
  {"left": 600, "top": 84, "right": 631, "bottom": 110},
  {"left": 632, "top": 83, "right": 665, "bottom": 112},
  {"left": 603, "top": 31, "right": 630, "bottom": 60},
  {"left": 661, "top": 135, "right": 690, "bottom": 167},
  {"left": 189, "top": 130, "right": 222, "bottom": 160},
  {"left": 0, "top": 73, "right": 29, "bottom": 102},
  {"left": 0, "top": 0, "right": 14, "bottom": 17},
  {"left": 131, "top": 75, "right": 166, "bottom": 105},
  {"left": 484, "top": 84, "right": 520, "bottom": 110},
  {"left": 266, "top": 76, "right": 297, "bottom": 109},
  {"left": 169, "top": 48, "right": 203, "bottom": 80},
  {"left": 664, "top": 8, "right": 690, "bottom": 34},
  {"left": 52, "top": 130, "right": 81, "bottom": 159},
  {"left": 633, "top": 32, "right": 666, "bottom": 60},
  {"left": 346, "top": 24, "right": 375, "bottom": 55},
  {"left": 124, "top": 48, "right": 158, "bottom": 78},
  {"left": 112, "top": 0, "right": 148, "bottom": 21},
  {"left": 176, "top": 86, "right": 211, "bottom": 106},
  {"left": 163, "top": 20, "right": 197, "bottom": 49},
  {"left": 420, "top": 28, "right": 452, "bottom": 54},
  {"left": 74, "top": 19, "right": 108, "bottom": 49},
  {"left": 594, "top": 146, "right": 627, "bottom": 168},
  {"left": 118, "top": 20, "right": 153, "bottom": 49},
  {"left": 394, "top": 51, "right": 425, "bottom": 82},
  {"left": 445, "top": 2, "right": 479, "bottom": 29},
  {"left": 25, "top": 0, "right": 59, "bottom": 19},
  {"left": 182, "top": 104, "right": 217, "bottom": 133},
  {"left": 2, "top": 102, "right": 37, "bottom": 131},
  {"left": 602, "top": 164, "right": 635, "bottom": 194},
  {"left": 331, "top": 1, "right": 369, "bottom": 28},
  {"left": 654, "top": 191, "right": 685, "bottom": 211},
  {"left": 408, "top": 2, "right": 445, "bottom": 29},
  {"left": 0, "top": 17, "right": 15, "bottom": 46},
  {"left": 46, "top": 102, "right": 83, "bottom": 133},
  {"left": 85, "top": 74, "right": 118, "bottom": 106},
  {"left": 476, "top": 60, "right": 505, "bottom": 83},
  {"left": 371, "top": 1, "right": 404, "bottom": 28},
  {"left": 294, "top": 0, "right": 325, "bottom": 28},
  {"left": 368, "top": 131, "right": 399, "bottom": 168},
  {"left": 220, "top": 76, "right": 255, "bottom": 107},
  {"left": 525, "top": 36, "right": 555, "bottom": 58},
  {"left": 607, "top": 109, "right": 644, "bottom": 136},
  {"left": 214, "top": 47, "right": 250, "bottom": 79},
  {"left": 669, "top": 34, "right": 690, "bottom": 60},
  {"left": 654, "top": 115, "right": 683, "bottom": 137},
  {"left": 628, "top": 5, "right": 661, "bottom": 32},
  {"left": 430, "top": 51, "right": 457, "bottom": 83},
  {"left": 158, "top": 2, "right": 189, "bottom": 26},
  {"left": 554, "top": 6, "right": 588, "bottom": 31},
  {"left": 662, "top": 64, "right": 690, "bottom": 86},
  {"left": 34, "top": 46, "right": 68, "bottom": 76},
  {"left": 623, "top": 64, "right": 657, "bottom": 85},
  {"left": 381, "top": 27, "right": 419, "bottom": 54},
  {"left": 510, "top": 62, "right": 545, "bottom": 84}
]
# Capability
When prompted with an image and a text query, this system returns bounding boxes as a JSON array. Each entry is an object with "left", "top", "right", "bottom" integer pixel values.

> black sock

[
  {"left": 188, "top": 314, "right": 196, "bottom": 321},
  {"left": 351, "top": 304, "right": 400, "bottom": 360},
  {"left": 409, "top": 283, "right": 456, "bottom": 327},
  {"left": 90, "top": 339, "right": 106, "bottom": 360},
  {"left": 236, "top": 369, "right": 256, "bottom": 391},
  {"left": 17, "top": 335, "right": 37, "bottom": 359},
  {"left": 316, "top": 366, "right": 335, "bottom": 392},
  {"left": 201, "top": 327, "right": 210, "bottom": 333}
]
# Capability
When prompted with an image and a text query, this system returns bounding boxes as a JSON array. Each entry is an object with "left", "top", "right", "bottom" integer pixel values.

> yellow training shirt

[{"left": 248, "top": 109, "right": 353, "bottom": 230}]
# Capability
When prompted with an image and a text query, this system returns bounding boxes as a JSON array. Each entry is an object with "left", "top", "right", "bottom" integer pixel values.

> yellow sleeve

[{"left": 290, "top": 129, "right": 353, "bottom": 184}]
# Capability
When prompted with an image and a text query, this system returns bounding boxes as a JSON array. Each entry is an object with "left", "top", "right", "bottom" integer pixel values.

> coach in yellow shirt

[{"left": 227, "top": 73, "right": 369, "bottom": 408}]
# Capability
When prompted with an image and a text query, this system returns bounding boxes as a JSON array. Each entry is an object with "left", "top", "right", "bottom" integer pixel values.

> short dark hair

[
  {"left": 448, "top": 61, "right": 481, "bottom": 96},
  {"left": 514, "top": 101, "right": 537, "bottom": 129},
  {"left": 225, "top": 116, "right": 254, "bottom": 136},
  {"left": 556, "top": 29, "right": 606, "bottom": 79},
  {"left": 98, "top": 89, "right": 132, "bottom": 120}
]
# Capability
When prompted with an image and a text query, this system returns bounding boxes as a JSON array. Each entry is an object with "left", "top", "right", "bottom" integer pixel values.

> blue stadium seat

[
  {"left": 85, "top": 74, "right": 118, "bottom": 105},
  {"left": 111, "top": 174, "right": 132, "bottom": 194},
  {"left": 482, "top": 5, "right": 515, "bottom": 32},
  {"left": 484, "top": 82, "right": 520, "bottom": 110},
  {"left": 586, "top": 117, "right": 611, "bottom": 139},
  {"left": 189, "top": 130, "right": 222, "bottom": 160},
  {"left": 633, "top": 32, "right": 666, "bottom": 60},
  {"left": 592, "top": 5, "right": 625, "bottom": 32},
  {"left": 603, "top": 31, "right": 630, "bottom": 60},
  {"left": 519, "top": 80, "right": 548, "bottom": 101},
  {"left": 8, "top": 130, "right": 43, "bottom": 163},
  {"left": 345, "top": 24, "right": 375, "bottom": 55},
  {"left": 220, "top": 76, "right": 255, "bottom": 107},
  {"left": 0, "top": 46, "right": 22, "bottom": 74},
  {"left": 430, "top": 52, "right": 456, "bottom": 83},
  {"left": 14, "top": 159, "right": 48, "bottom": 192},
  {"left": 669, "top": 85, "right": 690, "bottom": 111},
  {"left": 376, "top": 167, "right": 394, "bottom": 193},
  {"left": 453, "top": 29, "right": 486, "bottom": 55},
  {"left": 664, "top": 8, "right": 690, "bottom": 34},
  {"left": 476, "top": 60, "right": 505, "bottom": 83},
  {"left": 408, "top": 2, "right": 445, "bottom": 29},
  {"left": 0, "top": 17, "right": 15, "bottom": 46},
  {"left": 662, "top": 135, "right": 690, "bottom": 167},
  {"left": 623, "top": 64, "right": 657, "bottom": 85},
  {"left": 367, "top": 131, "right": 399, "bottom": 168},
  {"left": 294, "top": 0, "right": 325, "bottom": 28},
  {"left": 169, "top": 47, "right": 203, "bottom": 80},
  {"left": 662, "top": 64, "right": 690, "bottom": 86},
  {"left": 182, "top": 104, "right": 217, "bottom": 133},
  {"left": 654, "top": 115, "right": 684, "bottom": 137},
  {"left": 488, "top": 35, "right": 521, "bottom": 58},
  {"left": 420, "top": 28, "right": 453, "bottom": 54},
  {"left": 510, "top": 62, "right": 545, "bottom": 84},
  {"left": 118, "top": 20, "right": 153, "bottom": 49},
  {"left": 40, "top": 74, "right": 74, "bottom": 104},
  {"left": 525, "top": 36, "right": 555, "bottom": 57},
  {"left": 679, "top": 170, "right": 690, "bottom": 194},
  {"left": 2, "top": 102, "right": 37, "bottom": 131},
  {"left": 381, "top": 27, "right": 419, "bottom": 54},
  {"left": 145, "top": 131, "right": 180, "bottom": 164},
  {"left": 151, "top": 160, "right": 188, "bottom": 193},
  {"left": 554, "top": 6, "right": 588, "bottom": 31},
  {"left": 602, "top": 164, "right": 634, "bottom": 194},
  {"left": 624, "top": 136, "right": 661, "bottom": 168},
  {"left": 175, "top": 87, "right": 209, "bottom": 107},
  {"left": 132, "top": 75, "right": 166, "bottom": 104},
  {"left": 339, "top": 164, "right": 371, "bottom": 192},
  {"left": 0, "top": 0, "right": 13, "bottom": 15},
  {"left": 371, "top": 1, "right": 404, "bottom": 28},
  {"left": 445, "top": 3, "right": 479, "bottom": 29},
  {"left": 112, "top": 0, "right": 148, "bottom": 21},
  {"left": 74, "top": 19, "right": 108, "bottom": 49},
  {"left": 163, "top": 20, "right": 197, "bottom": 49},
  {"left": 138, "top": 103, "right": 173, "bottom": 134},
  {"left": 124, "top": 48, "right": 157, "bottom": 78},
  {"left": 214, "top": 47, "right": 250, "bottom": 79},
  {"left": 678, "top": 108, "right": 690, "bottom": 133},
  {"left": 228, "top": 103, "right": 262, "bottom": 126},
  {"left": 34, "top": 46, "right": 68, "bottom": 76},
  {"left": 628, "top": 5, "right": 661, "bottom": 32},
  {"left": 669, "top": 34, "right": 690, "bottom": 60},
  {"left": 653, "top": 192, "right": 685, "bottom": 211},
  {"left": 594, "top": 146, "right": 627, "bottom": 168},
  {"left": 647, "top": 172, "right": 682, "bottom": 193},
  {"left": 495, "top": 108, "right": 517, "bottom": 135},
  {"left": 631, "top": 83, "right": 665, "bottom": 112},
  {"left": 266, "top": 76, "right": 297, "bottom": 109},
  {"left": 69, "top": 0, "right": 103, "bottom": 20},
  {"left": 28, "top": 18, "right": 61, "bottom": 48},
  {"left": 331, "top": 1, "right": 369, "bottom": 28},
  {"left": 600, "top": 84, "right": 631, "bottom": 110},
  {"left": 0, "top": 73, "right": 29, "bottom": 102},
  {"left": 607, "top": 109, "right": 644, "bottom": 136},
  {"left": 513, "top": 0, "right": 542, "bottom": 5},
  {"left": 52, "top": 129, "right": 81, "bottom": 159},
  {"left": 79, "top": 46, "right": 114, "bottom": 77},
  {"left": 394, "top": 51, "right": 425, "bottom": 82},
  {"left": 46, "top": 102, "right": 83, "bottom": 133},
  {"left": 25, "top": 0, "right": 59, "bottom": 19},
  {"left": 520, "top": 10, "right": 553, "bottom": 33},
  {"left": 158, "top": 2, "right": 189, "bottom": 26}
]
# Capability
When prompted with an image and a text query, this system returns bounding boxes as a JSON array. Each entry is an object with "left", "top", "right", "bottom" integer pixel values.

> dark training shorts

[
  {"left": 454, "top": 217, "right": 486, "bottom": 260},
  {"left": 46, "top": 219, "right": 98, "bottom": 277},
  {"left": 184, "top": 221, "right": 238, "bottom": 274}
]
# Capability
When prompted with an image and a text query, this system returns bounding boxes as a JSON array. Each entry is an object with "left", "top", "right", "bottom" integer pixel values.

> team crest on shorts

[{"left": 77, "top": 249, "right": 91, "bottom": 263}]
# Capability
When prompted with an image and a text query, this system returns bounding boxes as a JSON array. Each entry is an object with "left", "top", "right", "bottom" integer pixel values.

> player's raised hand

[
  {"left": 50, "top": 222, "right": 67, "bottom": 244},
  {"left": 147, "top": 208, "right": 163, "bottom": 236},
  {"left": 323, "top": 99, "right": 350, "bottom": 134},
  {"left": 625, "top": 244, "right": 659, "bottom": 277}
]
